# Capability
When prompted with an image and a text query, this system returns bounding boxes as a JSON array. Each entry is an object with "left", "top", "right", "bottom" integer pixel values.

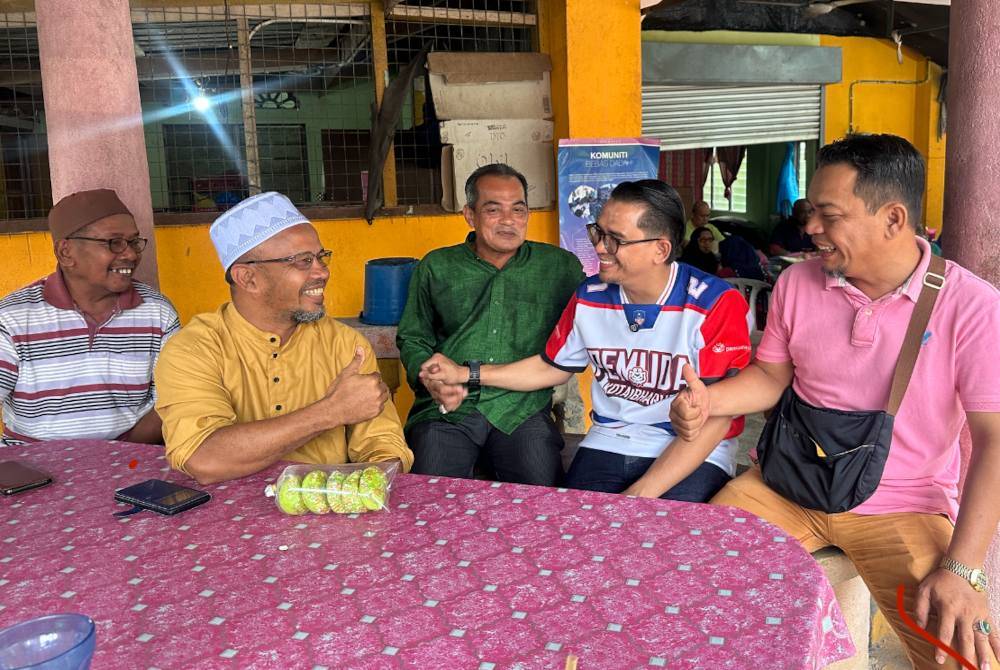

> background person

[{"left": 680, "top": 225, "right": 721, "bottom": 275}]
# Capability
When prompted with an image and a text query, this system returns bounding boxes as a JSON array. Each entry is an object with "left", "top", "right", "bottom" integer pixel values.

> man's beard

[
  {"left": 291, "top": 306, "right": 326, "bottom": 323},
  {"left": 822, "top": 267, "right": 846, "bottom": 279}
]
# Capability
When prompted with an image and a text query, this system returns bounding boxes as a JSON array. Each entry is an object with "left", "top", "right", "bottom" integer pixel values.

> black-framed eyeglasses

[
  {"left": 66, "top": 236, "right": 148, "bottom": 254},
  {"left": 239, "top": 249, "right": 333, "bottom": 271},
  {"left": 585, "top": 223, "right": 663, "bottom": 255}
]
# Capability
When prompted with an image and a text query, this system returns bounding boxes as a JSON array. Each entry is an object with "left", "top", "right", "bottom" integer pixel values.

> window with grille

[
  {"left": 0, "top": 12, "right": 51, "bottom": 221},
  {"left": 707, "top": 149, "right": 748, "bottom": 214},
  {"left": 385, "top": 0, "right": 537, "bottom": 206},
  {"left": 135, "top": 1, "right": 538, "bottom": 214},
  {"left": 796, "top": 140, "right": 808, "bottom": 199},
  {"left": 0, "top": 2, "right": 540, "bottom": 222},
  {"left": 134, "top": 4, "right": 376, "bottom": 212}
]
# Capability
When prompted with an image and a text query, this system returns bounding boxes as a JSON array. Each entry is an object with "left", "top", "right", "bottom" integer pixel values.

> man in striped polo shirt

[{"left": 0, "top": 189, "right": 179, "bottom": 445}]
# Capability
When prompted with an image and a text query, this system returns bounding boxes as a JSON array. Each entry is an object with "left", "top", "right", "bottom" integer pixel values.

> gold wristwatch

[{"left": 939, "top": 556, "right": 988, "bottom": 593}]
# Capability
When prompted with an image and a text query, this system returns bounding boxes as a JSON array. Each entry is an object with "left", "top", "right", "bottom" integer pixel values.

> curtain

[
  {"left": 715, "top": 145, "right": 746, "bottom": 205},
  {"left": 658, "top": 148, "right": 712, "bottom": 204},
  {"left": 775, "top": 142, "right": 800, "bottom": 218}
]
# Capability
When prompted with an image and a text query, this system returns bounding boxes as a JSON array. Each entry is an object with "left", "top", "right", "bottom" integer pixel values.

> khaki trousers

[{"left": 712, "top": 467, "right": 996, "bottom": 669}]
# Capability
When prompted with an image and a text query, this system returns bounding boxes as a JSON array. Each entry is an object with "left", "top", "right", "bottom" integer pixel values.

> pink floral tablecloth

[{"left": 0, "top": 440, "right": 854, "bottom": 668}]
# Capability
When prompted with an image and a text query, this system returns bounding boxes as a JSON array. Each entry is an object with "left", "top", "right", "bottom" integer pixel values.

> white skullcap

[{"left": 209, "top": 191, "right": 311, "bottom": 270}]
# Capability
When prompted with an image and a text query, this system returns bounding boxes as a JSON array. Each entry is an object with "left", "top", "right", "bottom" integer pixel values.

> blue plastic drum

[{"left": 360, "top": 257, "right": 417, "bottom": 325}]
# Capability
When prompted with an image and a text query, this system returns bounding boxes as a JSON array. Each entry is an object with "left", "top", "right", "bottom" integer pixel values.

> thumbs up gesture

[
  {"left": 670, "top": 364, "right": 711, "bottom": 441},
  {"left": 325, "top": 346, "right": 389, "bottom": 426}
]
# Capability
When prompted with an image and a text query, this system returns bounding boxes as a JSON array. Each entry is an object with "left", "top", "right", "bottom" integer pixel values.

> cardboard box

[
  {"left": 439, "top": 119, "right": 554, "bottom": 145},
  {"left": 441, "top": 141, "right": 555, "bottom": 212},
  {"left": 427, "top": 52, "right": 553, "bottom": 120}
]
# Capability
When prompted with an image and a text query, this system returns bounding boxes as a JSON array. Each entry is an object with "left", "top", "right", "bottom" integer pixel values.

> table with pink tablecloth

[{"left": 0, "top": 440, "right": 854, "bottom": 668}]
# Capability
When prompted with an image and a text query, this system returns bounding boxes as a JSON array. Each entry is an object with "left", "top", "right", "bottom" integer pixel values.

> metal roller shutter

[{"left": 642, "top": 84, "right": 822, "bottom": 150}]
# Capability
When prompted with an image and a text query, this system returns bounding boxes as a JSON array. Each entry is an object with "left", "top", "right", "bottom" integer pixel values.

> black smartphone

[
  {"left": 0, "top": 460, "right": 53, "bottom": 495},
  {"left": 114, "top": 479, "right": 210, "bottom": 515}
]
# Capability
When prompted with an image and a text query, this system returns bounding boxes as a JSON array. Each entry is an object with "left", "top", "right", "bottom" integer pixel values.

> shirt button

[
  {"left": 491, "top": 329, "right": 498, "bottom": 334},
  {"left": 272, "top": 353, "right": 278, "bottom": 359},
  {"left": 488, "top": 357, "right": 494, "bottom": 362},
  {"left": 275, "top": 404, "right": 282, "bottom": 411},
  {"left": 864, "top": 309, "right": 872, "bottom": 316},
  {"left": 273, "top": 377, "right": 280, "bottom": 383},
  {"left": 269, "top": 337, "right": 277, "bottom": 343}
]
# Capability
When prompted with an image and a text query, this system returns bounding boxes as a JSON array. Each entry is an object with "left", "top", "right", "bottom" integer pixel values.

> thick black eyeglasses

[
  {"left": 585, "top": 223, "right": 662, "bottom": 255},
  {"left": 239, "top": 249, "right": 333, "bottom": 271},
  {"left": 66, "top": 236, "right": 148, "bottom": 254}
]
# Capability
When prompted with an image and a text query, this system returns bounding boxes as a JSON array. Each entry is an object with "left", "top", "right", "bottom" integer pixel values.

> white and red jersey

[{"left": 542, "top": 263, "right": 751, "bottom": 475}]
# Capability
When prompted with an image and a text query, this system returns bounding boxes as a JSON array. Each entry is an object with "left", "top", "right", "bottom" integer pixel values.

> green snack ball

[
  {"left": 359, "top": 466, "right": 388, "bottom": 511},
  {"left": 326, "top": 471, "right": 350, "bottom": 514},
  {"left": 276, "top": 474, "right": 306, "bottom": 516},
  {"left": 341, "top": 470, "right": 365, "bottom": 513},
  {"left": 301, "top": 470, "right": 330, "bottom": 514}
]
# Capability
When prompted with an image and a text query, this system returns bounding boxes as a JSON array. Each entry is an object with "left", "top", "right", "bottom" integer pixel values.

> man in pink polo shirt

[{"left": 671, "top": 134, "right": 1000, "bottom": 669}]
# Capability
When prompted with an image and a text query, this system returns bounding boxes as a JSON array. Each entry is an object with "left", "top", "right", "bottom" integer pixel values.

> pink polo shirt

[{"left": 757, "top": 237, "right": 1000, "bottom": 521}]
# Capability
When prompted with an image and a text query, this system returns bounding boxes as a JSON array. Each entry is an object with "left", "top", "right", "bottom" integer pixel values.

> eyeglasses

[
  {"left": 239, "top": 249, "right": 333, "bottom": 271},
  {"left": 585, "top": 223, "right": 663, "bottom": 255},
  {"left": 66, "top": 236, "right": 148, "bottom": 254}
]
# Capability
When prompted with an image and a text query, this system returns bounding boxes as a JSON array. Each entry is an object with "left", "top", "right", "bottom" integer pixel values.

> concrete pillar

[
  {"left": 944, "top": 2, "right": 1000, "bottom": 282},
  {"left": 35, "top": 0, "right": 159, "bottom": 287},
  {"left": 943, "top": 0, "right": 1000, "bottom": 627}
]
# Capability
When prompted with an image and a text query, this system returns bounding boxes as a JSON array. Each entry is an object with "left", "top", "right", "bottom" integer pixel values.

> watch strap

[
  {"left": 940, "top": 556, "right": 988, "bottom": 592},
  {"left": 465, "top": 360, "right": 481, "bottom": 388}
]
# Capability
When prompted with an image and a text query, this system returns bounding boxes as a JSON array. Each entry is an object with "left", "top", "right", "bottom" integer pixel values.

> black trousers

[{"left": 406, "top": 407, "right": 565, "bottom": 487}]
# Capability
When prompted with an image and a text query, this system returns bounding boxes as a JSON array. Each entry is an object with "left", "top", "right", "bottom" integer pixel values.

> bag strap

[{"left": 887, "top": 254, "right": 946, "bottom": 415}]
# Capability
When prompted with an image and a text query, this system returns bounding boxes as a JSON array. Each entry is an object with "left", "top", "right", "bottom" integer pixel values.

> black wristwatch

[{"left": 465, "top": 360, "right": 481, "bottom": 390}]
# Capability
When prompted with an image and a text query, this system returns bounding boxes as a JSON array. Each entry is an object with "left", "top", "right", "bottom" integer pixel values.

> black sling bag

[{"left": 755, "top": 255, "right": 946, "bottom": 513}]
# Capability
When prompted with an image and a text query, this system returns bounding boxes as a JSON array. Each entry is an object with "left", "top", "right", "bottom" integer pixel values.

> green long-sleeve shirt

[{"left": 397, "top": 232, "right": 584, "bottom": 433}]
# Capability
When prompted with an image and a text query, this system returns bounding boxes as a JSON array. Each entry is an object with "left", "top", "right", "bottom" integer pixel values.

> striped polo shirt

[{"left": 0, "top": 271, "right": 180, "bottom": 445}]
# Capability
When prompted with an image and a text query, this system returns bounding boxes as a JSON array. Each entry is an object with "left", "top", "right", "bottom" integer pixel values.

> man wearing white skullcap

[{"left": 154, "top": 191, "right": 412, "bottom": 484}]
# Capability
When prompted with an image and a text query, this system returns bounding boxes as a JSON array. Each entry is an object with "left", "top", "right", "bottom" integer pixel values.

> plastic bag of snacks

[{"left": 264, "top": 461, "right": 400, "bottom": 515}]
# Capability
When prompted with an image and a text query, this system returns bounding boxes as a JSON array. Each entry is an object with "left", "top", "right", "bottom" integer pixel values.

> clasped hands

[{"left": 419, "top": 353, "right": 468, "bottom": 413}]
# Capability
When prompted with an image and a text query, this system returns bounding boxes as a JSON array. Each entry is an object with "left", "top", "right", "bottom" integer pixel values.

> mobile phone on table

[
  {"left": 114, "top": 479, "right": 210, "bottom": 515},
  {"left": 0, "top": 460, "right": 53, "bottom": 495}
]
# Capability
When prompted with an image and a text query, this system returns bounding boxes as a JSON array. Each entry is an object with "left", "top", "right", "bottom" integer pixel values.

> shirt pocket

[{"left": 88, "top": 350, "right": 156, "bottom": 407}]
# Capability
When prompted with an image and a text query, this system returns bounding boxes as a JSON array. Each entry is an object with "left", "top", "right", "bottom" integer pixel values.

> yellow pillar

[
  {"left": 544, "top": 0, "right": 642, "bottom": 139},
  {"left": 913, "top": 61, "right": 946, "bottom": 237},
  {"left": 541, "top": 0, "right": 642, "bottom": 428}
]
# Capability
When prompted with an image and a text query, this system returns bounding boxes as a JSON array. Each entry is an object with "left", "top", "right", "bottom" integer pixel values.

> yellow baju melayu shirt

[{"left": 155, "top": 303, "right": 412, "bottom": 474}]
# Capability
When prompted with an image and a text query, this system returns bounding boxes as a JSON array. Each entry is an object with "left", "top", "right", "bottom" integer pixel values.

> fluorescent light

[{"left": 192, "top": 94, "right": 212, "bottom": 113}]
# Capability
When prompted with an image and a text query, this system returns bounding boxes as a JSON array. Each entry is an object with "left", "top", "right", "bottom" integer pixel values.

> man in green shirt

[{"left": 397, "top": 164, "right": 584, "bottom": 486}]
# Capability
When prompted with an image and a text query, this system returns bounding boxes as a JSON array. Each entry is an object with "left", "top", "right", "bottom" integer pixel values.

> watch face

[{"left": 970, "top": 569, "right": 987, "bottom": 592}]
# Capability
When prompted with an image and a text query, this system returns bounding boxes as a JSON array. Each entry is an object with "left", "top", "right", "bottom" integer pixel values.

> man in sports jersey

[{"left": 420, "top": 180, "right": 751, "bottom": 502}]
